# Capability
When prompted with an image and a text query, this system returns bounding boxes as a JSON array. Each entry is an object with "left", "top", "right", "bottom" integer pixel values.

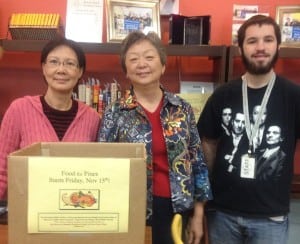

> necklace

[{"left": 242, "top": 71, "right": 276, "bottom": 154}]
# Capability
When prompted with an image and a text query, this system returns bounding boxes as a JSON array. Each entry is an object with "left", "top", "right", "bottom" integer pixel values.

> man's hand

[{"left": 187, "top": 202, "right": 205, "bottom": 244}]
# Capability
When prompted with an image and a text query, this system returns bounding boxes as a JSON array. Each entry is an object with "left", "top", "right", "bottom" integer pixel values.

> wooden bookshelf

[
  {"left": 2, "top": 39, "right": 299, "bottom": 94},
  {"left": 0, "top": 39, "right": 227, "bottom": 86},
  {"left": 226, "top": 45, "right": 300, "bottom": 82},
  {"left": 1, "top": 39, "right": 225, "bottom": 55},
  {"left": 0, "top": 40, "right": 227, "bottom": 121}
]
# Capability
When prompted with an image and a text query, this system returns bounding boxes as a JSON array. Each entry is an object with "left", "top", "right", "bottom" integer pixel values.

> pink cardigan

[{"left": 0, "top": 96, "right": 100, "bottom": 198}]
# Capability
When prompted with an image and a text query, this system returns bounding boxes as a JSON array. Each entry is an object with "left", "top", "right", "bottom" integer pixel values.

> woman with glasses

[{"left": 0, "top": 37, "right": 100, "bottom": 200}]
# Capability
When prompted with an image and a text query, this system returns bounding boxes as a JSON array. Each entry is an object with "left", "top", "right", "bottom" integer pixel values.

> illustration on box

[{"left": 60, "top": 189, "right": 99, "bottom": 210}]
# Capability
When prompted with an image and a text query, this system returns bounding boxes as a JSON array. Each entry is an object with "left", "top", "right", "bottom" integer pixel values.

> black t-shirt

[{"left": 197, "top": 76, "right": 300, "bottom": 217}]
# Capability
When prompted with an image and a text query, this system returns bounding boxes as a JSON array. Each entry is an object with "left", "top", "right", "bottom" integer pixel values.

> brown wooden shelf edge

[
  {"left": 228, "top": 45, "right": 300, "bottom": 58},
  {"left": 226, "top": 45, "right": 300, "bottom": 82},
  {"left": 0, "top": 40, "right": 227, "bottom": 85},
  {"left": 0, "top": 39, "right": 227, "bottom": 58}
]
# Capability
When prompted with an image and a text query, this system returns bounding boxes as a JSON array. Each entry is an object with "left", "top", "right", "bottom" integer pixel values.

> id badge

[{"left": 240, "top": 154, "right": 256, "bottom": 179}]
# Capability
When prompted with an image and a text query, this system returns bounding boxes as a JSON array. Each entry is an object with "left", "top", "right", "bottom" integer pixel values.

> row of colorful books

[{"left": 74, "top": 78, "right": 122, "bottom": 117}]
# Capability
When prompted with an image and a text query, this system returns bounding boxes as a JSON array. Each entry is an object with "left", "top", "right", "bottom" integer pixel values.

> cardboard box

[{"left": 8, "top": 142, "right": 146, "bottom": 244}]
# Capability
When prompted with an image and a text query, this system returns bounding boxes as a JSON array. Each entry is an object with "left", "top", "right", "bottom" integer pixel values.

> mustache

[
  {"left": 252, "top": 51, "right": 269, "bottom": 56},
  {"left": 240, "top": 48, "right": 279, "bottom": 75}
]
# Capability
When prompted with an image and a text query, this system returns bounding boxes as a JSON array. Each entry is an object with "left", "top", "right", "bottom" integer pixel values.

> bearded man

[{"left": 197, "top": 15, "right": 300, "bottom": 244}]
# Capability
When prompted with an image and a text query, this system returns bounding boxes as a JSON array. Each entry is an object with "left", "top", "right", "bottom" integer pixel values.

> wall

[
  {"left": 1, "top": 0, "right": 300, "bottom": 44},
  {"left": 180, "top": 0, "right": 299, "bottom": 45}
]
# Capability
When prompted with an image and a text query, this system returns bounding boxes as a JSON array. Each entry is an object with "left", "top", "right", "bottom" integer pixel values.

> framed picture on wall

[
  {"left": 276, "top": 5, "right": 300, "bottom": 47},
  {"left": 106, "top": 0, "right": 160, "bottom": 42}
]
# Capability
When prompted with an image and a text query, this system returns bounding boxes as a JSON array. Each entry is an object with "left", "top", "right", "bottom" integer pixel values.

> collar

[
  {"left": 120, "top": 85, "right": 182, "bottom": 110},
  {"left": 262, "top": 146, "right": 280, "bottom": 158}
]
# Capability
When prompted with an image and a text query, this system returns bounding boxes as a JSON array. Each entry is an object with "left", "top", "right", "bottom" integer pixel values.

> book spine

[
  {"left": 78, "top": 81, "right": 86, "bottom": 103},
  {"left": 98, "top": 93, "right": 104, "bottom": 118},
  {"left": 93, "top": 79, "right": 100, "bottom": 111},
  {"left": 85, "top": 82, "right": 92, "bottom": 106}
]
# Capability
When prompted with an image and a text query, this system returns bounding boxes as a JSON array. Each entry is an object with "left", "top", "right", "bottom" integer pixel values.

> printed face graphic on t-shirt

[
  {"left": 232, "top": 112, "right": 245, "bottom": 135},
  {"left": 222, "top": 108, "right": 232, "bottom": 126},
  {"left": 252, "top": 105, "right": 267, "bottom": 126},
  {"left": 220, "top": 105, "right": 285, "bottom": 181},
  {"left": 266, "top": 125, "right": 282, "bottom": 146}
]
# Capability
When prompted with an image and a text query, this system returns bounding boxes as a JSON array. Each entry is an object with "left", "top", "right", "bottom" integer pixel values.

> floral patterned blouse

[{"left": 98, "top": 88, "right": 212, "bottom": 221}]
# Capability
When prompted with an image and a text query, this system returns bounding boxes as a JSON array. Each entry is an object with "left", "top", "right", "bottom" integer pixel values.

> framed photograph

[
  {"left": 106, "top": 0, "right": 160, "bottom": 42},
  {"left": 276, "top": 5, "right": 300, "bottom": 47}
]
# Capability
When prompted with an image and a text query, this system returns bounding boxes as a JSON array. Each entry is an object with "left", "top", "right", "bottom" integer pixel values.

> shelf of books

[
  {"left": 0, "top": 40, "right": 227, "bottom": 117},
  {"left": 75, "top": 77, "right": 121, "bottom": 118}
]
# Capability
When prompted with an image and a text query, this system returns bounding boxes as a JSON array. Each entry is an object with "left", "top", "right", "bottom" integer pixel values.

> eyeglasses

[{"left": 45, "top": 58, "right": 79, "bottom": 70}]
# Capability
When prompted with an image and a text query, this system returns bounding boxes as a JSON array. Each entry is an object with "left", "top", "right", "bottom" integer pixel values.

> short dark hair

[
  {"left": 237, "top": 15, "right": 281, "bottom": 48},
  {"left": 120, "top": 31, "right": 166, "bottom": 74},
  {"left": 40, "top": 37, "right": 86, "bottom": 73}
]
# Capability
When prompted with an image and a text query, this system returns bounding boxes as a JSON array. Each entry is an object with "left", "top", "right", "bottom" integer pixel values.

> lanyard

[{"left": 242, "top": 72, "right": 276, "bottom": 154}]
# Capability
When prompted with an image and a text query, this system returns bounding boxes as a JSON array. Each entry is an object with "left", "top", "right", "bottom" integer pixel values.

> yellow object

[
  {"left": 10, "top": 13, "right": 16, "bottom": 26},
  {"left": 53, "top": 14, "right": 60, "bottom": 27},
  {"left": 171, "top": 213, "right": 184, "bottom": 244},
  {"left": 9, "top": 13, "right": 60, "bottom": 27}
]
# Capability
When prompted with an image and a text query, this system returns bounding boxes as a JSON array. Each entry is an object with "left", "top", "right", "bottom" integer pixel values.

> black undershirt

[{"left": 40, "top": 96, "right": 78, "bottom": 140}]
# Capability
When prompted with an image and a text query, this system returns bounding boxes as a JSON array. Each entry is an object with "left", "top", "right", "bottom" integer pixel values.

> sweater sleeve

[{"left": 0, "top": 100, "right": 22, "bottom": 199}]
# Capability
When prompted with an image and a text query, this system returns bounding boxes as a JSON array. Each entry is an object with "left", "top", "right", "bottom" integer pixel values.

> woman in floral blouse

[{"left": 98, "top": 31, "right": 212, "bottom": 244}]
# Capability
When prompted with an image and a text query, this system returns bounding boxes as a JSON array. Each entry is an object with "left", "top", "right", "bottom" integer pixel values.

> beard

[{"left": 241, "top": 49, "right": 279, "bottom": 75}]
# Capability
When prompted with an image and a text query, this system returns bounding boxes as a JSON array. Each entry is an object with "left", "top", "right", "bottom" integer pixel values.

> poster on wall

[
  {"left": 276, "top": 6, "right": 300, "bottom": 47},
  {"left": 65, "top": 0, "right": 104, "bottom": 43},
  {"left": 106, "top": 0, "right": 160, "bottom": 42},
  {"left": 231, "top": 4, "right": 269, "bottom": 45},
  {"left": 233, "top": 4, "right": 258, "bottom": 21}
]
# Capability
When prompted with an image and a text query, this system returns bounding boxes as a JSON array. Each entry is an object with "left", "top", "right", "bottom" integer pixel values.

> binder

[
  {"left": 184, "top": 15, "right": 210, "bottom": 45},
  {"left": 169, "top": 14, "right": 211, "bottom": 45}
]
